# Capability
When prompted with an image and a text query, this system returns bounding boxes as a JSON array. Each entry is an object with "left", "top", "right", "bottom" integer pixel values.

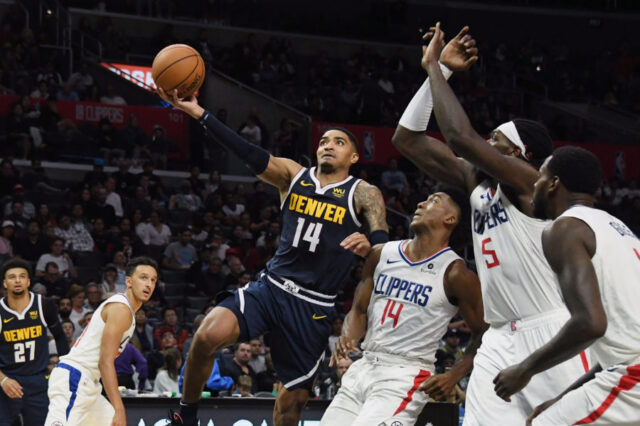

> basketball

[{"left": 152, "top": 44, "right": 205, "bottom": 99}]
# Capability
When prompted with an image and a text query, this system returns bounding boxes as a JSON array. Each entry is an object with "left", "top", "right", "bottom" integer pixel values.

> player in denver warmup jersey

[
  {"left": 156, "top": 88, "right": 388, "bottom": 426},
  {"left": 392, "top": 24, "right": 589, "bottom": 425},
  {"left": 492, "top": 146, "right": 640, "bottom": 425},
  {"left": 45, "top": 257, "right": 158, "bottom": 426},
  {"left": 0, "top": 259, "right": 69, "bottom": 426},
  {"left": 320, "top": 190, "right": 487, "bottom": 426}
]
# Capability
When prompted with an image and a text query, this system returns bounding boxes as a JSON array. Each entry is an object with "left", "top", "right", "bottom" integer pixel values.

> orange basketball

[{"left": 152, "top": 44, "right": 205, "bottom": 99}]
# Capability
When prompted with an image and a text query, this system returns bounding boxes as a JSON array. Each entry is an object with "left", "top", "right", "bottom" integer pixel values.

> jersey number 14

[{"left": 293, "top": 218, "right": 323, "bottom": 253}]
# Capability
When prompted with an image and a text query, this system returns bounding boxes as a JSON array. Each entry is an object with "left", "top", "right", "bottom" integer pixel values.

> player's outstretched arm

[
  {"left": 99, "top": 303, "right": 135, "bottom": 426},
  {"left": 421, "top": 260, "right": 487, "bottom": 399},
  {"left": 493, "top": 218, "right": 606, "bottom": 402},
  {"left": 156, "top": 88, "right": 302, "bottom": 198},
  {"left": 43, "top": 297, "right": 70, "bottom": 356},
  {"left": 330, "top": 245, "right": 382, "bottom": 366},
  {"left": 393, "top": 26, "right": 478, "bottom": 193},
  {"left": 423, "top": 23, "right": 539, "bottom": 197}
]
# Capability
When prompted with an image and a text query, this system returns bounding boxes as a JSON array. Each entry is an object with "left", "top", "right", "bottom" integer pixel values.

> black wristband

[{"left": 369, "top": 230, "right": 390, "bottom": 246}]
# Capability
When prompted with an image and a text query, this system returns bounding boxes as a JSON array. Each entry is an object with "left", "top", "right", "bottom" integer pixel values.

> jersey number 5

[
  {"left": 293, "top": 218, "right": 323, "bottom": 253},
  {"left": 482, "top": 238, "right": 500, "bottom": 268},
  {"left": 14, "top": 341, "right": 35, "bottom": 363}
]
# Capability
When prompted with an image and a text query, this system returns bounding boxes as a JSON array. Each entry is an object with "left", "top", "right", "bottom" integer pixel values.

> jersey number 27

[{"left": 14, "top": 341, "right": 35, "bottom": 363}]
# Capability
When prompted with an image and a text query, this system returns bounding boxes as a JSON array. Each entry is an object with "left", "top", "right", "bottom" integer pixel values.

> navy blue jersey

[
  {"left": 0, "top": 293, "right": 55, "bottom": 375},
  {"left": 266, "top": 167, "right": 363, "bottom": 295}
]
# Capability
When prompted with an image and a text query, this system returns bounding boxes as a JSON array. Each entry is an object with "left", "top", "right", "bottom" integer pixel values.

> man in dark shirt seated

[
  {"left": 14, "top": 219, "right": 50, "bottom": 262},
  {"left": 220, "top": 342, "right": 258, "bottom": 394}
]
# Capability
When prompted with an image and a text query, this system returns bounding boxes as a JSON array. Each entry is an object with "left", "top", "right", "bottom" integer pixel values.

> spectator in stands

[
  {"left": 238, "top": 114, "right": 262, "bottom": 146},
  {"left": 162, "top": 227, "right": 197, "bottom": 270},
  {"left": 53, "top": 211, "right": 94, "bottom": 253},
  {"left": 196, "top": 256, "right": 225, "bottom": 297},
  {"left": 3, "top": 184, "right": 35, "bottom": 219},
  {"left": 84, "top": 282, "right": 104, "bottom": 310},
  {"left": 438, "top": 328, "right": 464, "bottom": 363},
  {"left": 14, "top": 219, "right": 49, "bottom": 262},
  {"left": 104, "top": 176, "right": 124, "bottom": 218},
  {"left": 68, "top": 61, "right": 94, "bottom": 97},
  {"left": 153, "top": 347, "right": 182, "bottom": 395},
  {"left": 112, "top": 160, "right": 137, "bottom": 195},
  {"left": 100, "top": 83, "right": 127, "bottom": 105},
  {"left": 220, "top": 342, "right": 258, "bottom": 394},
  {"left": 4, "top": 201, "right": 27, "bottom": 229},
  {"left": 154, "top": 307, "right": 189, "bottom": 351},
  {"left": 381, "top": 158, "right": 409, "bottom": 193},
  {"left": 223, "top": 255, "right": 245, "bottom": 289},
  {"left": 22, "top": 160, "right": 60, "bottom": 193},
  {"left": 6, "top": 102, "right": 32, "bottom": 158},
  {"left": 0, "top": 220, "right": 14, "bottom": 257},
  {"left": 100, "top": 263, "right": 120, "bottom": 296},
  {"left": 115, "top": 343, "right": 148, "bottom": 390},
  {"left": 112, "top": 251, "right": 128, "bottom": 287},
  {"left": 136, "top": 210, "right": 171, "bottom": 247},
  {"left": 37, "top": 61, "right": 62, "bottom": 90},
  {"left": 222, "top": 192, "right": 245, "bottom": 224},
  {"left": 33, "top": 203, "right": 55, "bottom": 228},
  {"left": 256, "top": 353, "right": 279, "bottom": 394},
  {"left": 203, "top": 170, "right": 221, "bottom": 200},
  {"left": 147, "top": 330, "right": 179, "bottom": 379},
  {"left": 36, "top": 261, "right": 70, "bottom": 300},
  {"left": 132, "top": 308, "right": 155, "bottom": 356},
  {"left": 91, "top": 217, "right": 113, "bottom": 255},
  {"left": 187, "top": 165, "right": 205, "bottom": 195},
  {"left": 56, "top": 82, "right": 79, "bottom": 102},
  {"left": 86, "top": 186, "right": 117, "bottom": 228},
  {"left": 248, "top": 338, "right": 266, "bottom": 374},
  {"left": 97, "top": 118, "right": 126, "bottom": 164},
  {"left": 68, "top": 284, "right": 92, "bottom": 339},
  {"left": 83, "top": 160, "right": 108, "bottom": 188},
  {"left": 173, "top": 180, "right": 203, "bottom": 212},
  {"left": 50, "top": 319, "right": 75, "bottom": 351},
  {"left": 57, "top": 297, "right": 71, "bottom": 322},
  {"left": 181, "top": 314, "right": 205, "bottom": 360},
  {"left": 35, "top": 237, "right": 77, "bottom": 279},
  {"left": 0, "top": 160, "right": 20, "bottom": 196},
  {"left": 327, "top": 316, "right": 343, "bottom": 356},
  {"left": 131, "top": 186, "right": 153, "bottom": 219},
  {"left": 30, "top": 81, "right": 50, "bottom": 99},
  {"left": 233, "top": 375, "right": 254, "bottom": 397}
]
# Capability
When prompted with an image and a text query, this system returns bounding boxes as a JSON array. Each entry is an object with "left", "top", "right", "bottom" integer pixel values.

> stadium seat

[
  {"left": 163, "top": 295, "right": 184, "bottom": 308},
  {"left": 75, "top": 266, "right": 100, "bottom": 285},
  {"left": 163, "top": 283, "right": 184, "bottom": 297},
  {"left": 186, "top": 296, "right": 209, "bottom": 311},
  {"left": 74, "top": 252, "right": 103, "bottom": 270},
  {"left": 254, "top": 392, "right": 275, "bottom": 398},
  {"left": 161, "top": 269, "right": 187, "bottom": 284},
  {"left": 184, "top": 307, "right": 201, "bottom": 323}
]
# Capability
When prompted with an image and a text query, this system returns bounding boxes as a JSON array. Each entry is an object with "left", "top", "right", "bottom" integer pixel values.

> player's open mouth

[{"left": 142, "top": 290, "right": 150, "bottom": 297}]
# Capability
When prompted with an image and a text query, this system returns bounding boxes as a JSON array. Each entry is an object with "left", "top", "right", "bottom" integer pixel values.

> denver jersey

[
  {"left": 266, "top": 167, "right": 363, "bottom": 295},
  {"left": 0, "top": 292, "right": 52, "bottom": 375},
  {"left": 560, "top": 206, "right": 640, "bottom": 367},
  {"left": 60, "top": 294, "right": 134, "bottom": 380},
  {"left": 470, "top": 181, "right": 565, "bottom": 324},
  {"left": 362, "top": 240, "right": 460, "bottom": 365}
]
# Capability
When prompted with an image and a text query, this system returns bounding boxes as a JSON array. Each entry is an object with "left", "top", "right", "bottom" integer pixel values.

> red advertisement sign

[{"left": 312, "top": 121, "right": 640, "bottom": 180}]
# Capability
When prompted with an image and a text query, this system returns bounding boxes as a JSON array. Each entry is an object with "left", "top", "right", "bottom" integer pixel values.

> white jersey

[
  {"left": 361, "top": 240, "right": 460, "bottom": 366},
  {"left": 60, "top": 293, "right": 135, "bottom": 380},
  {"left": 470, "top": 181, "right": 565, "bottom": 324},
  {"left": 560, "top": 206, "right": 640, "bottom": 368}
]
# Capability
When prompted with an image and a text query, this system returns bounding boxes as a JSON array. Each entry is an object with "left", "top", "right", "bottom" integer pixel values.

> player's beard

[
  {"left": 318, "top": 162, "right": 335, "bottom": 174},
  {"left": 12, "top": 290, "right": 25, "bottom": 296}
]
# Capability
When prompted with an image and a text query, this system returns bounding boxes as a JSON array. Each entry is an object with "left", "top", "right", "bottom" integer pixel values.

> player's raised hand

[
  {"left": 420, "top": 371, "right": 458, "bottom": 401},
  {"left": 329, "top": 335, "right": 359, "bottom": 367},
  {"left": 157, "top": 87, "right": 204, "bottom": 119},
  {"left": 340, "top": 232, "right": 372, "bottom": 257},
  {"left": 526, "top": 396, "right": 561, "bottom": 425},
  {"left": 439, "top": 26, "right": 478, "bottom": 72},
  {"left": 493, "top": 363, "right": 532, "bottom": 402},
  {"left": 0, "top": 377, "right": 23, "bottom": 398},
  {"left": 421, "top": 22, "right": 446, "bottom": 68}
]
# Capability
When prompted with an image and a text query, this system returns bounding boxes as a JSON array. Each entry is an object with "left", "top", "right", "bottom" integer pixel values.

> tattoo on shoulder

[{"left": 354, "top": 182, "right": 388, "bottom": 232}]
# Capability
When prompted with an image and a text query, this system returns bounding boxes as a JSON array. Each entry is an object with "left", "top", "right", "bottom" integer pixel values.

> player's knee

[
  {"left": 192, "top": 307, "right": 239, "bottom": 356},
  {"left": 274, "top": 389, "right": 308, "bottom": 422}
]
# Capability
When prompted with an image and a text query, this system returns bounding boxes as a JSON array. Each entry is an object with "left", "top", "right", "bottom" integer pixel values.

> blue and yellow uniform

[
  {"left": 219, "top": 167, "right": 363, "bottom": 390},
  {"left": 0, "top": 292, "right": 65, "bottom": 426}
]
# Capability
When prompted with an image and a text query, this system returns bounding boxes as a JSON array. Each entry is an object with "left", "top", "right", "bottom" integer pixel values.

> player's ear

[
  {"left": 350, "top": 151, "right": 359, "bottom": 164},
  {"left": 548, "top": 175, "right": 560, "bottom": 193},
  {"left": 524, "top": 146, "right": 534, "bottom": 162},
  {"left": 125, "top": 275, "right": 132, "bottom": 288},
  {"left": 444, "top": 213, "right": 457, "bottom": 226}
]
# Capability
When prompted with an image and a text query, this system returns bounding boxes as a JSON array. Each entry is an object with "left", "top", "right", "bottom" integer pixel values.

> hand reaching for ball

[{"left": 157, "top": 87, "right": 205, "bottom": 119}]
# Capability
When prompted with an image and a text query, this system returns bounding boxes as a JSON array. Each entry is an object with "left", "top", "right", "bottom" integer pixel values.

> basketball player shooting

[
  {"left": 156, "top": 88, "right": 389, "bottom": 425},
  {"left": 392, "top": 23, "right": 589, "bottom": 425},
  {"left": 320, "top": 188, "right": 487, "bottom": 426},
  {"left": 492, "top": 146, "right": 640, "bottom": 425}
]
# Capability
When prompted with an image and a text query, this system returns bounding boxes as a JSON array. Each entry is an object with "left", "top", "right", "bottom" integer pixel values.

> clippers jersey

[
  {"left": 0, "top": 292, "right": 50, "bottom": 375},
  {"left": 266, "top": 167, "right": 363, "bottom": 295},
  {"left": 362, "top": 240, "right": 460, "bottom": 365},
  {"left": 470, "top": 181, "right": 565, "bottom": 324},
  {"left": 560, "top": 206, "right": 640, "bottom": 367},
  {"left": 60, "top": 294, "right": 135, "bottom": 380}
]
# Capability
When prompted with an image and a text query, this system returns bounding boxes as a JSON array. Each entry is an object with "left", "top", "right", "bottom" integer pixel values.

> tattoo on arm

[{"left": 354, "top": 182, "right": 388, "bottom": 233}]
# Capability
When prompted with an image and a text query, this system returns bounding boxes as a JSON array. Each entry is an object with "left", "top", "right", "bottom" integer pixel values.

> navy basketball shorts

[
  {"left": 217, "top": 273, "right": 336, "bottom": 391},
  {"left": 0, "top": 372, "right": 49, "bottom": 426}
]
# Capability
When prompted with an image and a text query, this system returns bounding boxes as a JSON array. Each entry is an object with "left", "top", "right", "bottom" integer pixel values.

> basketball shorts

[
  {"left": 533, "top": 359, "right": 640, "bottom": 425},
  {"left": 217, "top": 273, "right": 336, "bottom": 391},
  {"left": 0, "top": 372, "right": 48, "bottom": 426},
  {"left": 45, "top": 363, "right": 114, "bottom": 426},
  {"left": 464, "top": 309, "right": 591, "bottom": 426},
  {"left": 320, "top": 352, "right": 432, "bottom": 426}
]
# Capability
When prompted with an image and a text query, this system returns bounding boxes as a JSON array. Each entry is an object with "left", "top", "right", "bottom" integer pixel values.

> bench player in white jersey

[
  {"left": 492, "top": 146, "right": 640, "bottom": 425},
  {"left": 45, "top": 257, "right": 158, "bottom": 426},
  {"left": 392, "top": 23, "right": 589, "bottom": 425},
  {"left": 320, "top": 189, "right": 487, "bottom": 426}
]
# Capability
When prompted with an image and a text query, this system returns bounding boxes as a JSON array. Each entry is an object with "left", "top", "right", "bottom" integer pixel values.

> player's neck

[
  {"left": 406, "top": 231, "right": 450, "bottom": 261},
  {"left": 553, "top": 193, "right": 594, "bottom": 219},
  {"left": 314, "top": 167, "right": 350, "bottom": 187},
  {"left": 7, "top": 292, "right": 31, "bottom": 313},
  {"left": 124, "top": 289, "right": 142, "bottom": 312}
]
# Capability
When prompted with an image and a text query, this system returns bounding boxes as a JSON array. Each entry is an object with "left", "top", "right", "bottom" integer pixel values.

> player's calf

[{"left": 274, "top": 387, "right": 309, "bottom": 426}]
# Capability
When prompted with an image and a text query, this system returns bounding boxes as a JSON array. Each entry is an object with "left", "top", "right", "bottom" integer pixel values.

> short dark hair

[
  {"left": 61, "top": 319, "right": 75, "bottom": 330},
  {"left": 547, "top": 146, "right": 602, "bottom": 195},
  {"left": 45, "top": 261, "right": 59, "bottom": 271},
  {"left": 125, "top": 256, "right": 158, "bottom": 277},
  {"left": 2, "top": 259, "right": 32, "bottom": 280},
  {"left": 325, "top": 126, "right": 359, "bottom": 153},
  {"left": 512, "top": 119, "right": 553, "bottom": 164},
  {"left": 435, "top": 184, "right": 471, "bottom": 250}
]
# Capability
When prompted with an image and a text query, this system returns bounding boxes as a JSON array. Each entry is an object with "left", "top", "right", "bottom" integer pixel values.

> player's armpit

[
  {"left": 392, "top": 126, "right": 475, "bottom": 193},
  {"left": 353, "top": 181, "right": 389, "bottom": 233},
  {"left": 257, "top": 156, "right": 303, "bottom": 198}
]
